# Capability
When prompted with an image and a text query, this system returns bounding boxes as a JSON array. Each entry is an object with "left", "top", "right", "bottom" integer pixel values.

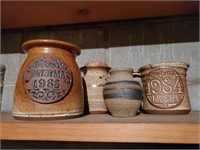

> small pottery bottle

[
  {"left": 139, "top": 61, "right": 191, "bottom": 115},
  {"left": 103, "top": 67, "right": 143, "bottom": 117},
  {"left": 12, "top": 39, "right": 84, "bottom": 119},
  {"left": 82, "top": 61, "right": 110, "bottom": 114}
]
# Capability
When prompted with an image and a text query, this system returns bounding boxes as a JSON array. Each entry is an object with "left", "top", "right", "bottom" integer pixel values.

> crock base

[
  {"left": 142, "top": 109, "right": 191, "bottom": 115},
  {"left": 12, "top": 112, "right": 83, "bottom": 120}
]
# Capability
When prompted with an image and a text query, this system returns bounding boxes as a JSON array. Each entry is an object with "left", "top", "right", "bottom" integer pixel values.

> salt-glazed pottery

[
  {"left": 12, "top": 39, "right": 84, "bottom": 120},
  {"left": 103, "top": 67, "right": 143, "bottom": 117},
  {"left": 138, "top": 61, "right": 191, "bottom": 115},
  {"left": 81, "top": 61, "right": 110, "bottom": 114}
]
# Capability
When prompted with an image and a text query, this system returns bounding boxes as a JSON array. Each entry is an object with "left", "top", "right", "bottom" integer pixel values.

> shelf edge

[{"left": 1, "top": 122, "right": 199, "bottom": 144}]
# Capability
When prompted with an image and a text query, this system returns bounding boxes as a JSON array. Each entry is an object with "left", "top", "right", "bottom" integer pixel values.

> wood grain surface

[{"left": 1, "top": 111, "right": 199, "bottom": 144}]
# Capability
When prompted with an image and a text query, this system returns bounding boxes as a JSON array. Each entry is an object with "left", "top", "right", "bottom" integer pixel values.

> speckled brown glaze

[
  {"left": 81, "top": 61, "right": 110, "bottom": 114},
  {"left": 103, "top": 67, "right": 143, "bottom": 117},
  {"left": 139, "top": 61, "right": 191, "bottom": 115},
  {"left": 12, "top": 39, "right": 84, "bottom": 120}
]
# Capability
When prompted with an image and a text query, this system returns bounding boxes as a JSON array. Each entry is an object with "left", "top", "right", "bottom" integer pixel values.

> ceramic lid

[{"left": 22, "top": 39, "right": 81, "bottom": 56}]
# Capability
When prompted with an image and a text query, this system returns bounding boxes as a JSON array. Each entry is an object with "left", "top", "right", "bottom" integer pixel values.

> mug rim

[
  {"left": 139, "top": 61, "right": 189, "bottom": 72},
  {"left": 21, "top": 39, "right": 81, "bottom": 56},
  {"left": 109, "top": 67, "right": 133, "bottom": 73}
]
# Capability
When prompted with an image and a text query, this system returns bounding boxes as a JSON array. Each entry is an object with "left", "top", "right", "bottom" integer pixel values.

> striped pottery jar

[{"left": 103, "top": 67, "right": 143, "bottom": 117}]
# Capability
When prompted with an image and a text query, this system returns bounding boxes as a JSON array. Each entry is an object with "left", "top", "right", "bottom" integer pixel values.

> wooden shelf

[
  {"left": 1, "top": 111, "right": 199, "bottom": 144},
  {"left": 1, "top": 1, "right": 199, "bottom": 29}
]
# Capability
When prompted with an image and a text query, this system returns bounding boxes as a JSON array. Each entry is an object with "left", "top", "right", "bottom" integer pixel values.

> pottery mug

[{"left": 138, "top": 61, "right": 191, "bottom": 115}]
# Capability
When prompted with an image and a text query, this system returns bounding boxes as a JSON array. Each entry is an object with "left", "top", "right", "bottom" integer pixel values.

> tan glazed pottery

[
  {"left": 139, "top": 61, "right": 191, "bottom": 115},
  {"left": 82, "top": 61, "right": 110, "bottom": 114},
  {"left": 103, "top": 67, "right": 143, "bottom": 117},
  {"left": 12, "top": 39, "right": 84, "bottom": 119}
]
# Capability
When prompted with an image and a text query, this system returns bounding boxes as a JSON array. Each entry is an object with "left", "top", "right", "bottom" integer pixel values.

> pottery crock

[
  {"left": 12, "top": 39, "right": 84, "bottom": 119},
  {"left": 103, "top": 67, "right": 143, "bottom": 117},
  {"left": 139, "top": 61, "right": 191, "bottom": 115}
]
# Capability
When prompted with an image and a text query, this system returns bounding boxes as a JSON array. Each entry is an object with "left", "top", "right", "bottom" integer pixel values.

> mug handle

[
  {"left": 132, "top": 68, "right": 141, "bottom": 78},
  {"left": 105, "top": 67, "right": 111, "bottom": 82},
  {"left": 132, "top": 68, "right": 143, "bottom": 112}
]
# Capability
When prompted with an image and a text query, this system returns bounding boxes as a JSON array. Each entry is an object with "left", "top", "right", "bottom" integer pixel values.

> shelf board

[
  {"left": 2, "top": 1, "right": 199, "bottom": 29},
  {"left": 1, "top": 111, "right": 199, "bottom": 144}
]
